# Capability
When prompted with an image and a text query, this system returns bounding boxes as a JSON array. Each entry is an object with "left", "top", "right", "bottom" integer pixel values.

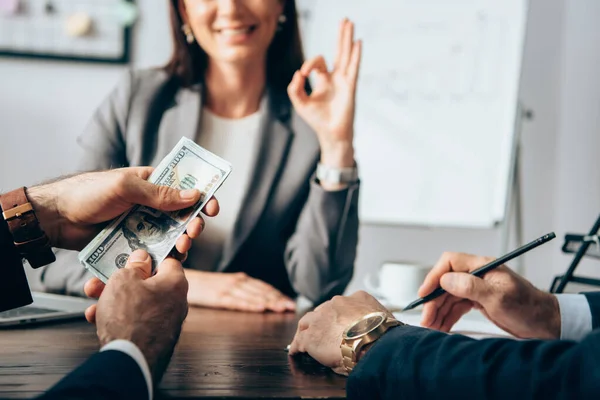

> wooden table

[{"left": 0, "top": 308, "right": 347, "bottom": 399}]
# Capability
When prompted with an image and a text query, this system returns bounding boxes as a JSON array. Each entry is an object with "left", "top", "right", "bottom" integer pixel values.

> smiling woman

[
  {"left": 165, "top": 0, "right": 305, "bottom": 93},
  {"left": 34, "top": 0, "right": 363, "bottom": 314}
]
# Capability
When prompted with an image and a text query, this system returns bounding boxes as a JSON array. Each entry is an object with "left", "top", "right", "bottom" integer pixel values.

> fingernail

[
  {"left": 129, "top": 250, "right": 149, "bottom": 263},
  {"left": 180, "top": 189, "right": 199, "bottom": 200}
]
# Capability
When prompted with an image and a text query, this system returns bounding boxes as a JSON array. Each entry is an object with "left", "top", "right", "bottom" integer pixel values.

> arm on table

[{"left": 284, "top": 178, "right": 359, "bottom": 304}]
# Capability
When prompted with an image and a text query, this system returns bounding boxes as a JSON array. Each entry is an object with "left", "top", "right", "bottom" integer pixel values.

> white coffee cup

[{"left": 364, "top": 261, "right": 431, "bottom": 307}]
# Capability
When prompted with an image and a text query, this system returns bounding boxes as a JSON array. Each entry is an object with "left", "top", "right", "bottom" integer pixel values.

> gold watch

[{"left": 340, "top": 311, "right": 402, "bottom": 373}]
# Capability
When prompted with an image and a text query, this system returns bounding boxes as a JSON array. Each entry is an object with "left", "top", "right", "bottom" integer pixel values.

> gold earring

[
  {"left": 277, "top": 14, "right": 286, "bottom": 31},
  {"left": 182, "top": 23, "right": 195, "bottom": 44}
]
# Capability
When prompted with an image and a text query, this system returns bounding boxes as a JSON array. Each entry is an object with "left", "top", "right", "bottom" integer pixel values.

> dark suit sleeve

[
  {"left": 347, "top": 325, "right": 600, "bottom": 400},
  {"left": 0, "top": 203, "right": 33, "bottom": 312},
  {"left": 583, "top": 292, "right": 600, "bottom": 329},
  {"left": 37, "top": 350, "right": 148, "bottom": 400}
]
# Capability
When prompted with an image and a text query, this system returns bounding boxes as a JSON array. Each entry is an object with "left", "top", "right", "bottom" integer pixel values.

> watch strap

[
  {"left": 340, "top": 316, "right": 402, "bottom": 373},
  {"left": 316, "top": 163, "right": 359, "bottom": 185},
  {"left": 0, "top": 211, "right": 33, "bottom": 311},
  {"left": 0, "top": 187, "right": 56, "bottom": 268}
]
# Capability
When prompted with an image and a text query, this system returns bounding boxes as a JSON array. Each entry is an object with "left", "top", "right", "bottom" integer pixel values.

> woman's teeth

[{"left": 220, "top": 28, "right": 251, "bottom": 36}]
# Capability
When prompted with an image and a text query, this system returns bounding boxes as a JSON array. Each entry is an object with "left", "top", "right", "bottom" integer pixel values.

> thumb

[
  {"left": 151, "top": 257, "right": 187, "bottom": 290},
  {"left": 125, "top": 249, "right": 153, "bottom": 279},
  {"left": 440, "top": 273, "right": 492, "bottom": 303},
  {"left": 124, "top": 175, "right": 202, "bottom": 212}
]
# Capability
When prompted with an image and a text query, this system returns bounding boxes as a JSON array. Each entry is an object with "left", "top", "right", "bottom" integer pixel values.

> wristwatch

[
  {"left": 0, "top": 187, "right": 56, "bottom": 268},
  {"left": 316, "top": 163, "right": 359, "bottom": 185},
  {"left": 340, "top": 311, "right": 403, "bottom": 373}
]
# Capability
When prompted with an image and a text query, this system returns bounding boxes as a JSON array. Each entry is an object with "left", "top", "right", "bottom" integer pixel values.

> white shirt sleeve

[
  {"left": 100, "top": 339, "right": 153, "bottom": 400},
  {"left": 555, "top": 294, "right": 593, "bottom": 341}
]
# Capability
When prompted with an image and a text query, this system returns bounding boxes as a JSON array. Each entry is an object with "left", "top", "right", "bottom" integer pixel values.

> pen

[{"left": 402, "top": 232, "right": 556, "bottom": 312}]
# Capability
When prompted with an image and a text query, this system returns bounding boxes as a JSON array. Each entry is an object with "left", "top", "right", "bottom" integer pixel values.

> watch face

[{"left": 345, "top": 313, "right": 386, "bottom": 339}]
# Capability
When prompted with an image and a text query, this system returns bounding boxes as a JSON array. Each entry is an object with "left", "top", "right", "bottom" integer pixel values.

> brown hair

[{"left": 164, "top": 0, "right": 307, "bottom": 95}]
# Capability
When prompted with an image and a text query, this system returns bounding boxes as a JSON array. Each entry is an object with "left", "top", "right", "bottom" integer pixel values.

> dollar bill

[{"left": 78, "top": 137, "right": 232, "bottom": 283}]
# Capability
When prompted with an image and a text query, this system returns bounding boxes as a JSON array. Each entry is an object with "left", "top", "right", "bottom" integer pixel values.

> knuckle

[
  {"left": 441, "top": 251, "right": 453, "bottom": 259},
  {"left": 155, "top": 185, "right": 174, "bottom": 209},
  {"left": 462, "top": 278, "right": 476, "bottom": 294},
  {"left": 174, "top": 276, "right": 189, "bottom": 294}
]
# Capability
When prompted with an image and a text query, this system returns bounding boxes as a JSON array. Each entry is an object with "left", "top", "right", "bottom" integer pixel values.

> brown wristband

[{"left": 0, "top": 187, "right": 56, "bottom": 268}]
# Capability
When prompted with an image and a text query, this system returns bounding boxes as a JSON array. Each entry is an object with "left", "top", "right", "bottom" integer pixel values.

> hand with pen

[{"left": 419, "top": 252, "right": 561, "bottom": 339}]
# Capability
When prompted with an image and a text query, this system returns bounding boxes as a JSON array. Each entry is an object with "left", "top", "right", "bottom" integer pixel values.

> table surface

[{"left": 0, "top": 307, "right": 347, "bottom": 399}]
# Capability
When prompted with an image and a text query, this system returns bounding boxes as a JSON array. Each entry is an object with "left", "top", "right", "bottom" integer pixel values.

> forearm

[
  {"left": 348, "top": 325, "right": 600, "bottom": 400},
  {"left": 284, "top": 179, "right": 359, "bottom": 303},
  {"left": 25, "top": 185, "right": 63, "bottom": 248}
]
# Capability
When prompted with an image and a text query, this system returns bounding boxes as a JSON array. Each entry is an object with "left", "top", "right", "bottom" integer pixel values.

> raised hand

[{"left": 288, "top": 19, "right": 362, "bottom": 170}]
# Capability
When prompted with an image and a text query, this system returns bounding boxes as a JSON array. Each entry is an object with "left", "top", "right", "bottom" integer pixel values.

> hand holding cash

[{"left": 79, "top": 138, "right": 231, "bottom": 283}]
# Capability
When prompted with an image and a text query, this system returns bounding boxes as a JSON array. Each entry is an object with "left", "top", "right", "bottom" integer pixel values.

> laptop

[{"left": 0, "top": 292, "right": 96, "bottom": 327}]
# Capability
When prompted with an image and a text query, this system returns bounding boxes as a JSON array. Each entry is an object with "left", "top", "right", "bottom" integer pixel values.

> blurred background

[{"left": 1, "top": 0, "right": 599, "bottom": 295}]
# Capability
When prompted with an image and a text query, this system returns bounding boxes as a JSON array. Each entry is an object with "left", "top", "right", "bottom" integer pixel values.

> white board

[{"left": 304, "top": 0, "right": 528, "bottom": 228}]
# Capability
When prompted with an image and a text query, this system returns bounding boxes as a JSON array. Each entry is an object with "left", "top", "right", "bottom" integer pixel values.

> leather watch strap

[
  {"left": 0, "top": 187, "right": 56, "bottom": 268},
  {"left": 0, "top": 212, "right": 33, "bottom": 311}
]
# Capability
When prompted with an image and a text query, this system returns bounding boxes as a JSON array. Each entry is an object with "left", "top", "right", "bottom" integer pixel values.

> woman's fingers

[
  {"left": 346, "top": 40, "right": 362, "bottom": 87},
  {"left": 242, "top": 278, "right": 296, "bottom": 312},
  {"left": 300, "top": 55, "right": 329, "bottom": 77},
  {"left": 338, "top": 20, "right": 354, "bottom": 74},
  {"left": 334, "top": 18, "right": 348, "bottom": 70},
  {"left": 287, "top": 70, "right": 309, "bottom": 106}
]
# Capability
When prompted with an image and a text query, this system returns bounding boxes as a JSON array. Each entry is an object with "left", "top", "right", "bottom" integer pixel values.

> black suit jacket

[
  {"left": 348, "top": 292, "right": 600, "bottom": 400},
  {"left": 0, "top": 204, "right": 33, "bottom": 312},
  {"left": 37, "top": 350, "right": 148, "bottom": 400}
]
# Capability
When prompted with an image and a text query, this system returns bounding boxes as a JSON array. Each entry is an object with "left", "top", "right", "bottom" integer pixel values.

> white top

[{"left": 193, "top": 107, "right": 263, "bottom": 270}]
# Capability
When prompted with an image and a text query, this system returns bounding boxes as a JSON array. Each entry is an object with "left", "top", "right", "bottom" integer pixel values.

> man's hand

[
  {"left": 84, "top": 249, "right": 188, "bottom": 382},
  {"left": 419, "top": 252, "right": 560, "bottom": 339},
  {"left": 25, "top": 167, "right": 219, "bottom": 252},
  {"left": 289, "top": 291, "right": 392, "bottom": 375}
]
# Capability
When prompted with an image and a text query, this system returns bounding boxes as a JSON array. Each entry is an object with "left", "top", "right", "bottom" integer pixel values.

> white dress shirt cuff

[
  {"left": 101, "top": 339, "right": 153, "bottom": 400},
  {"left": 556, "top": 294, "right": 593, "bottom": 341}
]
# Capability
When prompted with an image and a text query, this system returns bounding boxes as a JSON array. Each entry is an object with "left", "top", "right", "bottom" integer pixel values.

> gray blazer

[{"left": 28, "top": 69, "right": 359, "bottom": 303}]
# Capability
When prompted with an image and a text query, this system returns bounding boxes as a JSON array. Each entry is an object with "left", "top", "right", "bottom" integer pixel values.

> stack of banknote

[{"left": 79, "top": 137, "right": 232, "bottom": 283}]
